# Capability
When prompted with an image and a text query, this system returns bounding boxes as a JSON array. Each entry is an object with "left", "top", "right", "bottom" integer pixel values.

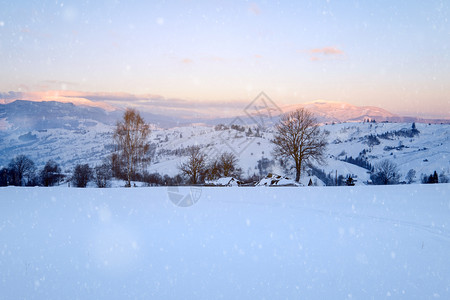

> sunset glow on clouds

[
  {"left": 307, "top": 47, "right": 344, "bottom": 62},
  {"left": 0, "top": 1, "right": 449, "bottom": 118},
  {"left": 0, "top": 90, "right": 250, "bottom": 118},
  {"left": 0, "top": 91, "right": 115, "bottom": 110}
]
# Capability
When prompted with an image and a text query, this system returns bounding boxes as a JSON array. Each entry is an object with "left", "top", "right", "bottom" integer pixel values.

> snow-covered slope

[
  {"left": 323, "top": 122, "right": 450, "bottom": 182},
  {"left": 0, "top": 119, "right": 449, "bottom": 184},
  {"left": 0, "top": 101, "right": 449, "bottom": 183},
  {"left": 0, "top": 100, "right": 119, "bottom": 130},
  {"left": 1, "top": 185, "right": 449, "bottom": 298},
  {"left": 147, "top": 121, "right": 449, "bottom": 184},
  {"left": 0, "top": 122, "right": 115, "bottom": 171}
]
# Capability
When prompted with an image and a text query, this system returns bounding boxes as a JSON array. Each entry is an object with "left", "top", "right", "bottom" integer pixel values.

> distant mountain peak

[
  {"left": 281, "top": 101, "right": 398, "bottom": 123},
  {"left": 0, "top": 99, "right": 119, "bottom": 131}
]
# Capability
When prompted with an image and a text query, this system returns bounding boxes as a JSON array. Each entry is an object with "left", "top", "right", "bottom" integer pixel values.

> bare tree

[
  {"left": 179, "top": 146, "right": 206, "bottom": 184},
  {"left": 40, "top": 160, "right": 63, "bottom": 186},
  {"left": 271, "top": 108, "right": 327, "bottom": 182},
  {"left": 205, "top": 159, "right": 221, "bottom": 181},
  {"left": 206, "top": 152, "right": 241, "bottom": 180},
  {"left": 110, "top": 152, "right": 124, "bottom": 179},
  {"left": 94, "top": 163, "right": 112, "bottom": 188},
  {"left": 72, "top": 164, "right": 92, "bottom": 188},
  {"left": 405, "top": 169, "right": 416, "bottom": 184},
  {"left": 371, "top": 159, "right": 401, "bottom": 185},
  {"left": 219, "top": 152, "right": 240, "bottom": 177},
  {"left": 8, "top": 155, "right": 36, "bottom": 186},
  {"left": 113, "top": 108, "right": 151, "bottom": 187}
]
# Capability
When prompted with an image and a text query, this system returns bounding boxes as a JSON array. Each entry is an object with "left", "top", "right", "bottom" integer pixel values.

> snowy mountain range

[
  {"left": 282, "top": 100, "right": 450, "bottom": 124},
  {"left": 0, "top": 100, "right": 449, "bottom": 184}
]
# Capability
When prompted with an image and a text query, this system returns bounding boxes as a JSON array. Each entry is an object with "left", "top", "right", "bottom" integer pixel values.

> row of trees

[
  {"left": 422, "top": 171, "right": 448, "bottom": 184},
  {"left": 368, "top": 161, "right": 448, "bottom": 185},
  {"left": 172, "top": 108, "right": 329, "bottom": 185},
  {"left": 0, "top": 156, "right": 63, "bottom": 187},
  {"left": 0, "top": 155, "right": 113, "bottom": 188},
  {"left": 178, "top": 147, "right": 241, "bottom": 184},
  {"left": 2, "top": 152, "right": 443, "bottom": 188},
  {"left": 2, "top": 108, "right": 446, "bottom": 188},
  {"left": 109, "top": 109, "right": 247, "bottom": 186}
]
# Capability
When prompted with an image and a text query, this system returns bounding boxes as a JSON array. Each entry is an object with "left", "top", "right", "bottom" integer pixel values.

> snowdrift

[{"left": 1, "top": 184, "right": 449, "bottom": 299}]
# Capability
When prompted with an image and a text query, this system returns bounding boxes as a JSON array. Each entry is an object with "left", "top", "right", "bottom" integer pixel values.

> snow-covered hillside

[
  {"left": 0, "top": 122, "right": 115, "bottom": 171},
  {"left": 1, "top": 100, "right": 449, "bottom": 183},
  {"left": 324, "top": 122, "right": 450, "bottom": 182},
  {"left": 1, "top": 120, "right": 449, "bottom": 184},
  {"left": 147, "top": 121, "right": 450, "bottom": 184},
  {"left": 1, "top": 184, "right": 449, "bottom": 298}
]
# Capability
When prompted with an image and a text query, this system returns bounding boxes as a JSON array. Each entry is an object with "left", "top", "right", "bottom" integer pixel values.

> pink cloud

[
  {"left": 209, "top": 56, "right": 226, "bottom": 62},
  {"left": 301, "top": 46, "right": 345, "bottom": 62},
  {"left": 310, "top": 47, "right": 344, "bottom": 55},
  {"left": 1, "top": 90, "right": 116, "bottom": 111},
  {"left": 1, "top": 90, "right": 256, "bottom": 119},
  {"left": 249, "top": 3, "right": 261, "bottom": 15},
  {"left": 181, "top": 58, "right": 193, "bottom": 64}
]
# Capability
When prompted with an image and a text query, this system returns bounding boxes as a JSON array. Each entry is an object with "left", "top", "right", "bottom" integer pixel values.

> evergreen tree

[
  {"left": 346, "top": 176, "right": 355, "bottom": 186},
  {"left": 0, "top": 168, "right": 10, "bottom": 186},
  {"left": 433, "top": 171, "right": 439, "bottom": 183}
]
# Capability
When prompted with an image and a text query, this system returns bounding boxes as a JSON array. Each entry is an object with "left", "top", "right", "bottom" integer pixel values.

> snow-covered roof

[
  {"left": 256, "top": 173, "right": 301, "bottom": 187},
  {"left": 206, "top": 177, "right": 241, "bottom": 186}
]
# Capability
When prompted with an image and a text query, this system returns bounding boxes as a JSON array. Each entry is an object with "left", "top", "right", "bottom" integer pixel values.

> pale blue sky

[{"left": 0, "top": 0, "right": 449, "bottom": 117}]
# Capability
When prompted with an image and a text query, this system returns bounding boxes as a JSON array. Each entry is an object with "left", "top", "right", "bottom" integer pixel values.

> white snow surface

[{"left": 1, "top": 184, "right": 450, "bottom": 299}]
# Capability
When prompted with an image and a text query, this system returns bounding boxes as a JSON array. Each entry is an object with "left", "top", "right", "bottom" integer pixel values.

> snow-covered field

[{"left": 1, "top": 185, "right": 449, "bottom": 299}]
